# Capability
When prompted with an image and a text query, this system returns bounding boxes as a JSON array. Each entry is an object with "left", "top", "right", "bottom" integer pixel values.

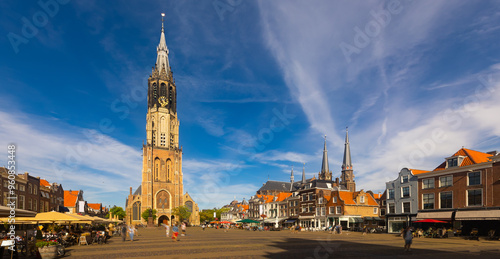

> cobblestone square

[{"left": 68, "top": 227, "right": 500, "bottom": 258}]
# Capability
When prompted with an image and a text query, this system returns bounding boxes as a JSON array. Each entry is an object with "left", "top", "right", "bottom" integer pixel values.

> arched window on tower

[
  {"left": 157, "top": 191, "right": 170, "bottom": 210},
  {"left": 168, "top": 86, "right": 173, "bottom": 106},
  {"left": 160, "top": 83, "right": 166, "bottom": 97},
  {"left": 132, "top": 202, "right": 141, "bottom": 220},
  {"left": 154, "top": 158, "right": 160, "bottom": 181},
  {"left": 166, "top": 159, "right": 172, "bottom": 182},
  {"left": 152, "top": 83, "right": 158, "bottom": 100}
]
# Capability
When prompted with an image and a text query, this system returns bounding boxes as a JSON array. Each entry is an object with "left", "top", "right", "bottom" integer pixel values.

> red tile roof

[
  {"left": 64, "top": 190, "right": 79, "bottom": 207},
  {"left": 433, "top": 148, "right": 492, "bottom": 171},
  {"left": 409, "top": 169, "right": 430, "bottom": 175},
  {"left": 87, "top": 203, "right": 101, "bottom": 211},
  {"left": 276, "top": 192, "right": 292, "bottom": 202},
  {"left": 40, "top": 179, "right": 51, "bottom": 187}
]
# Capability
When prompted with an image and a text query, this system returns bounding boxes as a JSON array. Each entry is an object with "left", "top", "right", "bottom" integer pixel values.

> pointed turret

[
  {"left": 301, "top": 164, "right": 306, "bottom": 184},
  {"left": 341, "top": 127, "right": 355, "bottom": 192},
  {"left": 342, "top": 128, "right": 352, "bottom": 170},
  {"left": 320, "top": 135, "right": 329, "bottom": 175},
  {"left": 155, "top": 13, "right": 170, "bottom": 76}
]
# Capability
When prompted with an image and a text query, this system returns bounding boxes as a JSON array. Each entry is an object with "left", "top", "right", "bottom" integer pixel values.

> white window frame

[
  {"left": 439, "top": 175, "right": 453, "bottom": 187},
  {"left": 401, "top": 186, "right": 410, "bottom": 198},
  {"left": 401, "top": 175, "right": 409, "bottom": 183},
  {"left": 402, "top": 202, "right": 411, "bottom": 213},
  {"left": 466, "top": 188, "right": 482, "bottom": 207},
  {"left": 439, "top": 191, "right": 453, "bottom": 209},
  {"left": 321, "top": 207, "right": 326, "bottom": 216},
  {"left": 318, "top": 197, "right": 323, "bottom": 204},
  {"left": 467, "top": 171, "right": 481, "bottom": 186},
  {"left": 360, "top": 195, "right": 365, "bottom": 203},
  {"left": 329, "top": 207, "right": 335, "bottom": 214},
  {"left": 422, "top": 193, "right": 434, "bottom": 210},
  {"left": 388, "top": 189, "right": 394, "bottom": 199},
  {"left": 373, "top": 207, "right": 378, "bottom": 214},
  {"left": 332, "top": 197, "right": 337, "bottom": 203},
  {"left": 336, "top": 206, "right": 342, "bottom": 214},
  {"left": 388, "top": 203, "right": 395, "bottom": 214},
  {"left": 422, "top": 178, "right": 434, "bottom": 189}
]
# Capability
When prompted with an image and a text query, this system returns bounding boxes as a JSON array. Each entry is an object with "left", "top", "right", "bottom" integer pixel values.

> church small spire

[
  {"left": 342, "top": 128, "right": 352, "bottom": 170},
  {"left": 301, "top": 163, "right": 306, "bottom": 184},
  {"left": 290, "top": 166, "right": 294, "bottom": 191},
  {"left": 320, "top": 135, "right": 329, "bottom": 176}
]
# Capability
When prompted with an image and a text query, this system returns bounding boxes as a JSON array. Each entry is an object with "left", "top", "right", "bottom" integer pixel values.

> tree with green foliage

[
  {"left": 141, "top": 209, "right": 157, "bottom": 222},
  {"left": 199, "top": 207, "right": 230, "bottom": 223},
  {"left": 107, "top": 206, "right": 126, "bottom": 220},
  {"left": 173, "top": 206, "right": 192, "bottom": 223}
]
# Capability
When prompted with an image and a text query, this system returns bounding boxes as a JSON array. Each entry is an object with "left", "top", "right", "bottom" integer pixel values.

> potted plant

[{"left": 36, "top": 241, "right": 59, "bottom": 259}]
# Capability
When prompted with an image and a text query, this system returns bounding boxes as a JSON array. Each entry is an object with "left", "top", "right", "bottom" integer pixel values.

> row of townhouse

[
  {"left": 385, "top": 148, "right": 500, "bottom": 235},
  {"left": 221, "top": 199, "right": 249, "bottom": 222},
  {"left": 0, "top": 167, "right": 108, "bottom": 216},
  {"left": 0, "top": 168, "right": 64, "bottom": 213},
  {"left": 245, "top": 131, "right": 385, "bottom": 230}
]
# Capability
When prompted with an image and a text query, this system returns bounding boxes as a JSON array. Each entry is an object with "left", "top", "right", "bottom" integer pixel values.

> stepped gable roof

[
  {"left": 133, "top": 185, "right": 141, "bottom": 196},
  {"left": 433, "top": 148, "right": 492, "bottom": 171}
]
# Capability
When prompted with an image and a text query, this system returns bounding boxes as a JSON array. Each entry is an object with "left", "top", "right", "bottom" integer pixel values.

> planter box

[{"left": 38, "top": 245, "right": 58, "bottom": 259}]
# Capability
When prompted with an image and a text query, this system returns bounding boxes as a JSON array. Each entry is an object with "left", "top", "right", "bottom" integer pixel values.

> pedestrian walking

[
  {"left": 172, "top": 224, "right": 179, "bottom": 242},
  {"left": 181, "top": 222, "right": 186, "bottom": 236},
  {"left": 128, "top": 225, "right": 135, "bottom": 241},
  {"left": 202, "top": 224, "right": 206, "bottom": 231},
  {"left": 403, "top": 227, "right": 413, "bottom": 252},
  {"left": 165, "top": 224, "right": 170, "bottom": 237},
  {"left": 121, "top": 224, "right": 127, "bottom": 242}
]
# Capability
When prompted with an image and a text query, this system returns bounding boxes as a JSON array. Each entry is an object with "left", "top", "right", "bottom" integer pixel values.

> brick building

[{"left": 417, "top": 148, "right": 500, "bottom": 235}]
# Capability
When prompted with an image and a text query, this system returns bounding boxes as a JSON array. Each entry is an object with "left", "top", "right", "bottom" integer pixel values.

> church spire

[
  {"left": 342, "top": 128, "right": 352, "bottom": 170},
  {"left": 301, "top": 163, "right": 306, "bottom": 184},
  {"left": 320, "top": 135, "right": 329, "bottom": 175},
  {"left": 155, "top": 13, "right": 170, "bottom": 76},
  {"left": 290, "top": 166, "right": 294, "bottom": 191}
]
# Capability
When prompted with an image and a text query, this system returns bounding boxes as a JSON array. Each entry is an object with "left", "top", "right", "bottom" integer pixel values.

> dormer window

[
  {"left": 360, "top": 195, "right": 365, "bottom": 203},
  {"left": 446, "top": 156, "right": 464, "bottom": 168}
]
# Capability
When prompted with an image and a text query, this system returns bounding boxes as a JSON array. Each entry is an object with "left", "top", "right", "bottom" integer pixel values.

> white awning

[
  {"left": 455, "top": 210, "right": 500, "bottom": 220},
  {"left": 416, "top": 211, "right": 453, "bottom": 220}
]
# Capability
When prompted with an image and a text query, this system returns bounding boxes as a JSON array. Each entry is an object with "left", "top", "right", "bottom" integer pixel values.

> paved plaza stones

[{"left": 65, "top": 227, "right": 500, "bottom": 258}]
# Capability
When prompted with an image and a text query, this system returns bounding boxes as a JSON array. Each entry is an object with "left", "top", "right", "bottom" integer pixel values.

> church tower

[
  {"left": 126, "top": 14, "right": 199, "bottom": 226},
  {"left": 340, "top": 128, "right": 355, "bottom": 192},
  {"left": 141, "top": 14, "right": 183, "bottom": 224}
]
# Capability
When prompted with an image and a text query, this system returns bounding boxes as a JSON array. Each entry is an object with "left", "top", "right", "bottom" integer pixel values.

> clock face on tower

[{"left": 159, "top": 96, "right": 168, "bottom": 107}]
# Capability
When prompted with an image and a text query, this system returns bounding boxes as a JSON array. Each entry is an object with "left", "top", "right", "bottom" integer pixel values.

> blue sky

[{"left": 1, "top": 0, "right": 500, "bottom": 210}]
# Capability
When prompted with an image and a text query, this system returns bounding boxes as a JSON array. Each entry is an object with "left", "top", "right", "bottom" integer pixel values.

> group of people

[
  {"left": 120, "top": 224, "right": 138, "bottom": 241},
  {"left": 163, "top": 222, "right": 186, "bottom": 242}
]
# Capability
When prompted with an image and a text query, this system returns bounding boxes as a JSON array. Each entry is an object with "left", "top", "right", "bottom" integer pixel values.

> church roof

[{"left": 133, "top": 185, "right": 141, "bottom": 196}]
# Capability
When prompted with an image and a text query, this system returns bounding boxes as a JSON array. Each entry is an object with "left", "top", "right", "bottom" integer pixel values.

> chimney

[
  {"left": 130, "top": 187, "right": 132, "bottom": 195},
  {"left": 487, "top": 150, "right": 497, "bottom": 155}
]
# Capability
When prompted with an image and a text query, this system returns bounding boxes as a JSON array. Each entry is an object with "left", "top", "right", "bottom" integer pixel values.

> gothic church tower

[{"left": 126, "top": 15, "right": 199, "bottom": 226}]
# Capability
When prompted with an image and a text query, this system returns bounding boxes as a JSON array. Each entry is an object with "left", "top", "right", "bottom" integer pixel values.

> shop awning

[
  {"left": 283, "top": 220, "right": 296, "bottom": 223},
  {"left": 455, "top": 210, "right": 500, "bottom": 221},
  {"left": 348, "top": 217, "right": 363, "bottom": 223},
  {"left": 364, "top": 217, "right": 373, "bottom": 221},
  {"left": 416, "top": 211, "right": 453, "bottom": 220},
  {"left": 373, "top": 217, "right": 383, "bottom": 221}
]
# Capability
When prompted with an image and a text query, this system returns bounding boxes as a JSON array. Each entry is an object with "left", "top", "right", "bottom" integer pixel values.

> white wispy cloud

[
  {"left": 258, "top": 0, "right": 500, "bottom": 193},
  {"left": 0, "top": 108, "right": 142, "bottom": 207}
]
